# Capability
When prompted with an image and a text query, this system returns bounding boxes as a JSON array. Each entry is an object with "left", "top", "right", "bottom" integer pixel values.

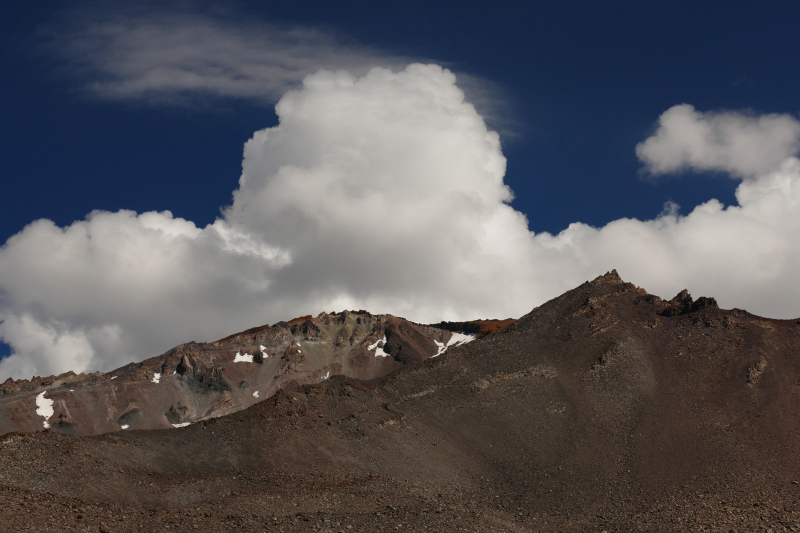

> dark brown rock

[
  {"left": 3, "top": 271, "right": 800, "bottom": 531},
  {"left": 2, "top": 271, "right": 799, "bottom": 531}
]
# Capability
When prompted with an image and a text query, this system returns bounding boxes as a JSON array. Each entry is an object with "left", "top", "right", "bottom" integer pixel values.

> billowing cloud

[
  {"left": 534, "top": 156, "right": 800, "bottom": 318},
  {"left": 0, "top": 209, "right": 290, "bottom": 379},
  {"left": 2, "top": 65, "right": 800, "bottom": 381},
  {"left": 0, "top": 64, "right": 530, "bottom": 379},
  {"left": 636, "top": 104, "right": 800, "bottom": 178}
]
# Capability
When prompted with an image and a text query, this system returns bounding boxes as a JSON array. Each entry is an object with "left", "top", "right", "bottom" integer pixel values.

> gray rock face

[{"left": 0, "top": 311, "right": 466, "bottom": 437}]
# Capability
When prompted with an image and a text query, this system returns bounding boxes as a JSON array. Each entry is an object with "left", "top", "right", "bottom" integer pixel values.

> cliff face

[{"left": 0, "top": 311, "right": 474, "bottom": 436}]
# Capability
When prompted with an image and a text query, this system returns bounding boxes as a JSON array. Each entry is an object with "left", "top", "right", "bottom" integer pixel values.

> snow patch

[
  {"left": 259, "top": 345, "right": 269, "bottom": 358},
  {"left": 320, "top": 371, "right": 330, "bottom": 381},
  {"left": 368, "top": 335, "right": 390, "bottom": 357},
  {"left": 35, "top": 392, "right": 54, "bottom": 429},
  {"left": 172, "top": 422, "right": 190, "bottom": 428},
  {"left": 432, "top": 332, "right": 477, "bottom": 358},
  {"left": 447, "top": 332, "right": 476, "bottom": 347},
  {"left": 152, "top": 372, "right": 161, "bottom": 383},
  {"left": 121, "top": 425, "right": 129, "bottom": 430},
  {"left": 234, "top": 351, "right": 254, "bottom": 363},
  {"left": 252, "top": 390, "right": 259, "bottom": 398},
  {"left": 110, "top": 376, "right": 118, "bottom": 380},
  {"left": 433, "top": 340, "right": 446, "bottom": 358}
]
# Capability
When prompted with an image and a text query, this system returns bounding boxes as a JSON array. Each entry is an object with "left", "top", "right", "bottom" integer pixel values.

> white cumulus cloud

[
  {"left": 532, "top": 156, "right": 800, "bottom": 318},
  {"left": 0, "top": 64, "right": 529, "bottom": 379},
  {"left": 2, "top": 66, "right": 800, "bottom": 381},
  {"left": 636, "top": 103, "right": 800, "bottom": 178}
]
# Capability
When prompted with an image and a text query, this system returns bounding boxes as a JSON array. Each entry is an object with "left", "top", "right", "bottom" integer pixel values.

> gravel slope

[{"left": 2, "top": 270, "right": 800, "bottom": 532}]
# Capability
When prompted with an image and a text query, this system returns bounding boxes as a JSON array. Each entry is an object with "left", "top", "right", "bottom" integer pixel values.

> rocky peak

[{"left": 661, "top": 289, "right": 719, "bottom": 317}]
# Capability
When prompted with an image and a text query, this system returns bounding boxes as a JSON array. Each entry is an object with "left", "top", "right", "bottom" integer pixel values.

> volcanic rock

[
  {"left": 2, "top": 270, "right": 800, "bottom": 531},
  {"left": 0, "top": 312, "right": 474, "bottom": 436}
]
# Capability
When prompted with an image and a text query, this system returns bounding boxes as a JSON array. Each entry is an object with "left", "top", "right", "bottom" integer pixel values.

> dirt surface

[{"left": 2, "top": 270, "right": 800, "bottom": 531}]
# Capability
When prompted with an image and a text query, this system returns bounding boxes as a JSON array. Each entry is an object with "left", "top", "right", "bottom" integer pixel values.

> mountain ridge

[
  {"left": 0, "top": 311, "right": 512, "bottom": 437},
  {"left": 2, "top": 270, "right": 800, "bottom": 531}
]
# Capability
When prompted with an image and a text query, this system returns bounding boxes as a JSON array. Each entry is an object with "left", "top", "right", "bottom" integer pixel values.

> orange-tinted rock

[{"left": 428, "top": 318, "right": 516, "bottom": 340}]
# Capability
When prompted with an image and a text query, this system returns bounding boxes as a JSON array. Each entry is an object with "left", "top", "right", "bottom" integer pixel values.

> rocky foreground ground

[{"left": 2, "top": 271, "right": 800, "bottom": 532}]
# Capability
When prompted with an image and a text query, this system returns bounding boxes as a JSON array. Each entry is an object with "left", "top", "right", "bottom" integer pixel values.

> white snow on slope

[
  {"left": 234, "top": 351, "right": 254, "bottom": 363},
  {"left": 368, "top": 335, "right": 389, "bottom": 357},
  {"left": 121, "top": 424, "right": 129, "bottom": 429},
  {"left": 432, "top": 332, "right": 477, "bottom": 358},
  {"left": 259, "top": 345, "right": 269, "bottom": 357},
  {"left": 320, "top": 371, "right": 330, "bottom": 381},
  {"left": 252, "top": 390, "right": 259, "bottom": 398},
  {"left": 172, "top": 422, "right": 190, "bottom": 428},
  {"left": 151, "top": 372, "right": 161, "bottom": 383},
  {"left": 447, "top": 332, "right": 476, "bottom": 347},
  {"left": 433, "top": 340, "right": 446, "bottom": 357},
  {"left": 35, "top": 391, "right": 54, "bottom": 429}
]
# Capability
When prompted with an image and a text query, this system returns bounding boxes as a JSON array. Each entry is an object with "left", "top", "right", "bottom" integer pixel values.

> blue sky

[
  {"left": 6, "top": 1, "right": 783, "bottom": 237},
  {"left": 2, "top": 1, "right": 800, "bottom": 377}
]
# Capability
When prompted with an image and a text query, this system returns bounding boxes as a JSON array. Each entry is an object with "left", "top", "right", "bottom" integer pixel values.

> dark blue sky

[{"left": 1, "top": 1, "right": 797, "bottom": 245}]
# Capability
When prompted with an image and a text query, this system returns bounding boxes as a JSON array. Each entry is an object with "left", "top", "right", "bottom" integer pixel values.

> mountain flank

[
  {"left": 2, "top": 270, "right": 800, "bottom": 531},
  {"left": 0, "top": 311, "right": 502, "bottom": 437}
]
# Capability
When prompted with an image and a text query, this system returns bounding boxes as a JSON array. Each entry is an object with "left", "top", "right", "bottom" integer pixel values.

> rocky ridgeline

[
  {"left": 0, "top": 310, "right": 509, "bottom": 437},
  {"left": 3, "top": 271, "right": 800, "bottom": 531}
]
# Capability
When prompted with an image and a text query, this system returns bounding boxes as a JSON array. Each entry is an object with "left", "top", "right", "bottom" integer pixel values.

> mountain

[
  {"left": 2, "top": 270, "right": 800, "bottom": 532},
  {"left": 0, "top": 311, "right": 493, "bottom": 437}
]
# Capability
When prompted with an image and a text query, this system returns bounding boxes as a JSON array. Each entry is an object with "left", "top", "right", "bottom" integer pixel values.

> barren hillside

[{"left": 2, "top": 270, "right": 800, "bottom": 532}]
